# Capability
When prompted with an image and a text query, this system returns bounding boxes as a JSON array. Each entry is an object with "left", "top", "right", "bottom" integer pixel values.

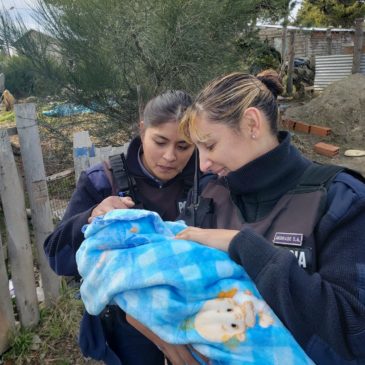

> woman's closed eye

[
  {"left": 177, "top": 144, "right": 191, "bottom": 151},
  {"left": 154, "top": 140, "right": 167, "bottom": 147}
]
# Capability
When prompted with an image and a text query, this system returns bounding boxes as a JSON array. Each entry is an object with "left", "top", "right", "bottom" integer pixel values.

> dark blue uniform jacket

[
  {"left": 224, "top": 132, "right": 365, "bottom": 365},
  {"left": 44, "top": 136, "right": 197, "bottom": 364}
]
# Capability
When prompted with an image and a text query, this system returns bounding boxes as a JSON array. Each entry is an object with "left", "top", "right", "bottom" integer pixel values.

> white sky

[
  {"left": 1, "top": 0, "right": 41, "bottom": 29},
  {"left": 1, "top": 0, "right": 304, "bottom": 32},
  {"left": 291, "top": 0, "right": 303, "bottom": 18}
]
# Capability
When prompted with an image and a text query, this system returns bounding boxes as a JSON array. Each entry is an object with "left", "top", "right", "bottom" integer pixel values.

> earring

[{"left": 251, "top": 134, "right": 256, "bottom": 139}]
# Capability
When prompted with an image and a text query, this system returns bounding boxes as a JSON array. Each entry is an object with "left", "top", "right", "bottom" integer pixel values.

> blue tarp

[{"left": 42, "top": 103, "right": 95, "bottom": 117}]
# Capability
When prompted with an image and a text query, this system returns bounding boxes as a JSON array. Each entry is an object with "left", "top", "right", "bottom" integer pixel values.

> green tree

[
  {"left": 236, "top": 35, "right": 282, "bottom": 74},
  {"left": 4, "top": 0, "right": 291, "bottom": 123},
  {"left": 296, "top": 0, "right": 365, "bottom": 27},
  {"left": 0, "top": 55, "right": 57, "bottom": 97}
]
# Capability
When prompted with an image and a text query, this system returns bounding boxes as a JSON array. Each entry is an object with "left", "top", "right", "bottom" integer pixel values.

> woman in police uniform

[
  {"left": 44, "top": 90, "right": 199, "bottom": 365},
  {"left": 129, "top": 72, "right": 365, "bottom": 365}
]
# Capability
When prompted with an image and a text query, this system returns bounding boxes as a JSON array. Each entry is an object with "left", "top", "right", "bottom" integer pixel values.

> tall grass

[{"left": 2, "top": 279, "right": 88, "bottom": 365}]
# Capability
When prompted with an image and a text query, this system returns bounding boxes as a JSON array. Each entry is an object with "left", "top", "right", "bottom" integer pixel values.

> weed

[
  {"left": 4, "top": 327, "right": 34, "bottom": 360},
  {"left": 2, "top": 280, "right": 89, "bottom": 364}
]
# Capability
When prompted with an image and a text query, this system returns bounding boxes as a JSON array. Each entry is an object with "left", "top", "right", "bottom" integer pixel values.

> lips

[
  {"left": 214, "top": 167, "right": 228, "bottom": 176},
  {"left": 157, "top": 165, "right": 176, "bottom": 172}
]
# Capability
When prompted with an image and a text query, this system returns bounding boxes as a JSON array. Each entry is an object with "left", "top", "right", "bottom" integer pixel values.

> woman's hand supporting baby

[
  {"left": 126, "top": 315, "right": 207, "bottom": 365},
  {"left": 88, "top": 196, "right": 135, "bottom": 223},
  {"left": 175, "top": 228, "right": 240, "bottom": 252}
]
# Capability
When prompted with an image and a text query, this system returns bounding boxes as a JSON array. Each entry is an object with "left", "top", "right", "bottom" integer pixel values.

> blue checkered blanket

[{"left": 76, "top": 209, "right": 313, "bottom": 365}]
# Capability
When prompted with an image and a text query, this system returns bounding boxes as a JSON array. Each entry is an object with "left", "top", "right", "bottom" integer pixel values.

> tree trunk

[
  {"left": 352, "top": 18, "right": 364, "bottom": 74},
  {"left": 286, "top": 31, "right": 295, "bottom": 96},
  {"left": 326, "top": 28, "right": 332, "bottom": 55}
]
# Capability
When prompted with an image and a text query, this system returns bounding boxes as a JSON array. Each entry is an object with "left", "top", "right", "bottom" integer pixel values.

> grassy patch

[
  {"left": 0, "top": 111, "right": 15, "bottom": 124},
  {"left": 2, "top": 280, "right": 90, "bottom": 365},
  {"left": 6, "top": 328, "right": 34, "bottom": 359}
]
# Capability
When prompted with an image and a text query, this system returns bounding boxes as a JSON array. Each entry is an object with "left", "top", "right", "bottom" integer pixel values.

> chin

[{"left": 155, "top": 172, "right": 178, "bottom": 181}]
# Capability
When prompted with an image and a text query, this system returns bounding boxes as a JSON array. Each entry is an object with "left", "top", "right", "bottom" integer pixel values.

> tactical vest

[
  {"left": 102, "top": 153, "right": 192, "bottom": 221},
  {"left": 186, "top": 164, "right": 364, "bottom": 273}
]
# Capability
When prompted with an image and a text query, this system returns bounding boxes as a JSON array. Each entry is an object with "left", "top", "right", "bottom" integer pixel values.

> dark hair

[
  {"left": 143, "top": 90, "right": 192, "bottom": 127},
  {"left": 256, "top": 69, "right": 283, "bottom": 99},
  {"left": 180, "top": 71, "right": 283, "bottom": 141}
]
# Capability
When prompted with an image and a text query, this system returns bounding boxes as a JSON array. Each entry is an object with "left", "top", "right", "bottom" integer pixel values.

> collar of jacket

[
  {"left": 125, "top": 136, "right": 196, "bottom": 188},
  {"left": 226, "top": 131, "right": 311, "bottom": 202}
]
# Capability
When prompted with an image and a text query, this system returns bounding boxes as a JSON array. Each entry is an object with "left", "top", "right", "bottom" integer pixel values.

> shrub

[{"left": 0, "top": 55, "right": 62, "bottom": 98}]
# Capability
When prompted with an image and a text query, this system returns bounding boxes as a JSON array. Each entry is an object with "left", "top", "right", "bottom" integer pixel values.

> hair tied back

[{"left": 256, "top": 69, "right": 283, "bottom": 99}]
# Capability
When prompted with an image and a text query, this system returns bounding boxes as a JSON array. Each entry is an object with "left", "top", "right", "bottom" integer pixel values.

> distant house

[
  {"left": 258, "top": 24, "right": 365, "bottom": 91},
  {"left": 258, "top": 24, "right": 357, "bottom": 58},
  {"left": 13, "top": 29, "right": 62, "bottom": 61}
]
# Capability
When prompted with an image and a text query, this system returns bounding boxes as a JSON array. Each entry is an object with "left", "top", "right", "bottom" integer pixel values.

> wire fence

[
  {"left": 37, "top": 111, "right": 131, "bottom": 222},
  {"left": 46, "top": 168, "right": 75, "bottom": 222}
]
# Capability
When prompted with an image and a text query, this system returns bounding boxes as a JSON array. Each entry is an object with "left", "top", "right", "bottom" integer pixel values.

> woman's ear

[
  {"left": 242, "top": 107, "right": 262, "bottom": 139},
  {"left": 139, "top": 121, "right": 145, "bottom": 137}
]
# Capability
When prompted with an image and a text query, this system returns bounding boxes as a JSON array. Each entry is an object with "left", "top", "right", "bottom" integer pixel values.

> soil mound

[{"left": 285, "top": 74, "right": 365, "bottom": 150}]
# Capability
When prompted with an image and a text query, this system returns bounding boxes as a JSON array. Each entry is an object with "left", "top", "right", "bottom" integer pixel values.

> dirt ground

[{"left": 283, "top": 74, "right": 365, "bottom": 175}]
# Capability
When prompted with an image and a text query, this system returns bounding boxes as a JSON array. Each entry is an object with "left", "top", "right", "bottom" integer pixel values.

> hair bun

[{"left": 256, "top": 69, "right": 283, "bottom": 98}]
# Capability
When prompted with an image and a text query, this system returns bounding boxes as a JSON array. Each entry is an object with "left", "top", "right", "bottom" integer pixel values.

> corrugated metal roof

[
  {"left": 257, "top": 24, "right": 354, "bottom": 33},
  {"left": 314, "top": 54, "right": 365, "bottom": 90}
]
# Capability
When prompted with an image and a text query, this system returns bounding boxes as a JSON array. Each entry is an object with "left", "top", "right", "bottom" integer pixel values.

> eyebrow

[
  {"left": 153, "top": 134, "right": 189, "bottom": 144},
  {"left": 153, "top": 134, "right": 169, "bottom": 141}
]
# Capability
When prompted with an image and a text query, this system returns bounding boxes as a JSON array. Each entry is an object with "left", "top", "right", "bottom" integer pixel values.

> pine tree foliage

[{"left": 296, "top": 0, "right": 365, "bottom": 28}]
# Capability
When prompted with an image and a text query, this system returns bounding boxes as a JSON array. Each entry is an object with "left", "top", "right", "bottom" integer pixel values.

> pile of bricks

[
  {"left": 281, "top": 117, "right": 339, "bottom": 158},
  {"left": 282, "top": 118, "right": 331, "bottom": 137}
]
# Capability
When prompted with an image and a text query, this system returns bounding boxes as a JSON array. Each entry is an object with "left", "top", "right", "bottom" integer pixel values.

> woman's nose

[
  {"left": 163, "top": 147, "right": 177, "bottom": 162},
  {"left": 199, "top": 154, "right": 213, "bottom": 173}
]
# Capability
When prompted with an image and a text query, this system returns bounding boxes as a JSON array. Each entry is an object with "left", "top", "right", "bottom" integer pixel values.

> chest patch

[
  {"left": 177, "top": 200, "right": 187, "bottom": 213},
  {"left": 289, "top": 248, "right": 312, "bottom": 270},
  {"left": 273, "top": 232, "right": 303, "bottom": 247}
]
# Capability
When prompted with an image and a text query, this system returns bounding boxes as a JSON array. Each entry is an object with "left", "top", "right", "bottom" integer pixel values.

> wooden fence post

[
  {"left": 73, "top": 131, "right": 94, "bottom": 182},
  {"left": 0, "top": 229, "right": 15, "bottom": 354},
  {"left": 286, "top": 30, "right": 295, "bottom": 96},
  {"left": 15, "top": 103, "right": 61, "bottom": 306},
  {"left": 73, "top": 130, "right": 130, "bottom": 176},
  {"left": 0, "top": 129, "right": 39, "bottom": 327},
  {"left": 352, "top": 18, "right": 364, "bottom": 74}
]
